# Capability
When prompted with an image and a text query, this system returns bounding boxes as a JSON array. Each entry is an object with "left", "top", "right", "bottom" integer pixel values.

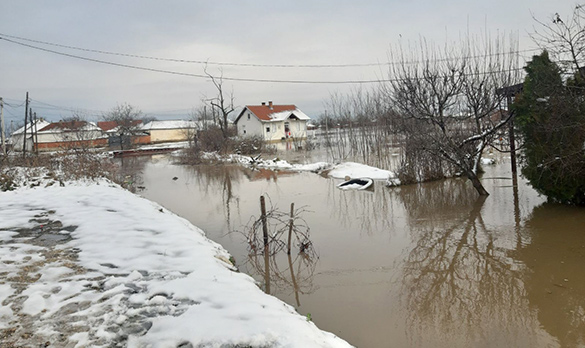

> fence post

[
  {"left": 260, "top": 195, "right": 268, "bottom": 248},
  {"left": 287, "top": 203, "right": 295, "bottom": 255}
]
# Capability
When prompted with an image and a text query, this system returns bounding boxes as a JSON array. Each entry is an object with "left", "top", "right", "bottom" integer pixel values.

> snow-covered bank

[{"left": 0, "top": 182, "right": 352, "bottom": 347}]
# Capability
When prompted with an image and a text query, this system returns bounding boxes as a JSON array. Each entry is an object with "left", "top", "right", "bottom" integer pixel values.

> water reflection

[
  {"left": 136, "top": 156, "right": 585, "bottom": 347},
  {"left": 397, "top": 178, "right": 553, "bottom": 347},
  {"left": 113, "top": 156, "right": 148, "bottom": 193},
  {"left": 246, "top": 251, "right": 318, "bottom": 307},
  {"left": 516, "top": 204, "right": 585, "bottom": 347},
  {"left": 327, "top": 180, "right": 400, "bottom": 237}
]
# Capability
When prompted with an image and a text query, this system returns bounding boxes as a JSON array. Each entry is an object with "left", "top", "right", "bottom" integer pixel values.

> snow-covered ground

[{"left": 0, "top": 180, "right": 352, "bottom": 347}]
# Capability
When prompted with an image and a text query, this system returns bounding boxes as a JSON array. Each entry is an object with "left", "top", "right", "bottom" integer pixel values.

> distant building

[
  {"left": 234, "top": 101, "right": 310, "bottom": 142},
  {"left": 9, "top": 119, "right": 51, "bottom": 152},
  {"left": 36, "top": 120, "right": 106, "bottom": 151},
  {"left": 140, "top": 120, "right": 202, "bottom": 143},
  {"left": 9, "top": 118, "right": 211, "bottom": 152}
]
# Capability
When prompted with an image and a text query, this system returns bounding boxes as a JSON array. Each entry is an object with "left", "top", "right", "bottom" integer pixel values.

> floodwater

[{"left": 127, "top": 153, "right": 585, "bottom": 348}]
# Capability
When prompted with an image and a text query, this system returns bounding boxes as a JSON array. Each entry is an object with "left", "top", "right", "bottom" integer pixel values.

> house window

[
  {"left": 248, "top": 114, "right": 250, "bottom": 120},
  {"left": 266, "top": 127, "right": 271, "bottom": 133},
  {"left": 243, "top": 130, "right": 246, "bottom": 134}
]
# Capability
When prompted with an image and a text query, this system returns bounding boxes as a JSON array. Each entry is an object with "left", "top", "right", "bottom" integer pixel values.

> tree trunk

[{"left": 468, "top": 172, "right": 489, "bottom": 196}]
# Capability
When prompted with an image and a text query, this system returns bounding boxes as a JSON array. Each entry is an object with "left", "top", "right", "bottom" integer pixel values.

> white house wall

[
  {"left": 237, "top": 111, "right": 264, "bottom": 137},
  {"left": 263, "top": 119, "right": 307, "bottom": 142},
  {"left": 264, "top": 121, "right": 284, "bottom": 142}
]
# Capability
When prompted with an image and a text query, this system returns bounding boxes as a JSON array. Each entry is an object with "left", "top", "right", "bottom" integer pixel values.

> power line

[
  {"left": 0, "top": 32, "right": 540, "bottom": 69},
  {"left": 3, "top": 100, "right": 26, "bottom": 108},
  {"left": 29, "top": 98, "right": 104, "bottom": 114},
  {"left": 0, "top": 35, "right": 526, "bottom": 85}
]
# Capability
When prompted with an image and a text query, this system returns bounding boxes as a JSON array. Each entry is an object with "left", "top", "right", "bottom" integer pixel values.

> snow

[
  {"left": 481, "top": 157, "right": 496, "bottom": 165},
  {"left": 141, "top": 120, "right": 202, "bottom": 130},
  {"left": 227, "top": 155, "right": 398, "bottom": 184},
  {"left": 327, "top": 162, "right": 394, "bottom": 180},
  {"left": 267, "top": 109, "right": 311, "bottom": 122},
  {"left": 0, "top": 181, "right": 352, "bottom": 347},
  {"left": 10, "top": 119, "right": 51, "bottom": 135}
]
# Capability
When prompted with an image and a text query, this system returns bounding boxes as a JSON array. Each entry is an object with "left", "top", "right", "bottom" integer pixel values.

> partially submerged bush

[
  {"left": 198, "top": 126, "right": 228, "bottom": 153},
  {"left": 180, "top": 128, "right": 277, "bottom": 164},
  {"left": 234, "top": 135, "right": 274, "bottom": 155}
]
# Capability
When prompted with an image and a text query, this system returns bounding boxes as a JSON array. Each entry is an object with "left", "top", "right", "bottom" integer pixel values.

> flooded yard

[{"left": 131, "top": 153, "right": 585, "bottom": 348}]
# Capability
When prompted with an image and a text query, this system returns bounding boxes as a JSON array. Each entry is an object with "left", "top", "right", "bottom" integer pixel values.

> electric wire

[
  {"left": 0, "top": 32, "right": 541, "bottom": 69},
  {"left": 0, "top": 36, "right": 526, "bottom": 85}
]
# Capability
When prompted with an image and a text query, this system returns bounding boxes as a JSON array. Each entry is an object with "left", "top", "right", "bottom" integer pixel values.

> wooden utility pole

[
  {"left": 33, "top": 112, "right": 39, "bottom": 155},
  {"left": 496, "top": 84, "right": 523, "bottom": 177},
  {"left": 0, "top": 97, "right": 6, "bottom": 155},
  {"left": 507, "top": 95, "right": 517, "bottom": 176},
  {"left": 22, "top": 92, "right": 29, "bottom": 157}
]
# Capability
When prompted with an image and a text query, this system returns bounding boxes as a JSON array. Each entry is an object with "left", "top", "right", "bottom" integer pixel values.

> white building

[
  {"left": 140, "top": 120, "right": 203, "bottom": 143},
  {"left": 234, "top": 102, "right": 310, "bottom": 142},
  {"left": 9, "top": 119, "right": 51, "bottom": 152}
]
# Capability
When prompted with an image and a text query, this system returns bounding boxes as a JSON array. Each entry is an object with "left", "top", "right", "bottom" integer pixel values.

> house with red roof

[{"left": 234, "top": 101, "right": 310, "bottom": 142}]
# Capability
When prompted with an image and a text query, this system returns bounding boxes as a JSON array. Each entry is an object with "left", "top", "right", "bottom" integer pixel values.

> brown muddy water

[{"left": 127, "top": 154, "right": 585, "bottom": 348}]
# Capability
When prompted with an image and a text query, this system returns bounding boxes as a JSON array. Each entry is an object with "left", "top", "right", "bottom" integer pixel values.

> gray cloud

[{"left": 0, "top": 0, "right": 576, "bottom": 125}]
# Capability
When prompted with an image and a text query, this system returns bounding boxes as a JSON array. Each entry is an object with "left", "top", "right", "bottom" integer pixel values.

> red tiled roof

[
  {"left": 246, "top": 104, "right": 296, "bottom": 121},
  {"left": 97, "top": 120, "right": 142, "bottom": 131}
]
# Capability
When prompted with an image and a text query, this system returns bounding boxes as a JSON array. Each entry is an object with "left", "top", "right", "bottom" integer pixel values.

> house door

[{"left": 284, "top": 122, "right": 290, "bottom": 138}]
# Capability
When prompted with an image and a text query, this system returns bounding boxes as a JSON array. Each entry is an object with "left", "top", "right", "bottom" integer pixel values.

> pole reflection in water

[{"left": 247, "top": 249, "right": 318, "bottom": 306}]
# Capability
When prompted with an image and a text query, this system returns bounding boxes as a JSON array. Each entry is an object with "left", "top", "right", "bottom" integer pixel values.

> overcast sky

[{"left": 0, "top": 1, "right": 577, "bottom": 127}]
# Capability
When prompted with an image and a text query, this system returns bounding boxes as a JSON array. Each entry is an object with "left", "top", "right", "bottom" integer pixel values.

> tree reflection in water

[
  {"left": 185, "top": 164, "right": 243, "bottom": 231},
  {"left": 516, "top": 203, "right": 585, "bottom": 347},
  {"left": 397, "top": 178, "right": 551, "bottom": 347},
  {"left": 113, "top": 156, "right": 148, "bottom": 193}
]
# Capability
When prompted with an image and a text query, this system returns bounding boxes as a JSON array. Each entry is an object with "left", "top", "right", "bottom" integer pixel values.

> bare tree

[
  {"left": 59, "top": 112, "right": 102, "bottom": 154},
  {"left": 385, "top": 35, "right": 520, "bottom": 195},
  {"left": 531, "top": 5, "right": 585, "bottom": 78},
  {"left": 102, "top": 103, "right": 144, "bottom": 151},
  {"left": 204, "top": 66, "right": 235, "bottom": 139}
]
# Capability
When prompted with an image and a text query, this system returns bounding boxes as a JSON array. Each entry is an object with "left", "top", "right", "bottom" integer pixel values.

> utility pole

[
  {"left": 495, "top": 84, "right": 523, "bottom": 178},
  {"left": 29, "top": 107, "right": 34, "bottom": 155},
  {"left": 33, "top": 112, "right": 39, "bottom": 155},
  {"left": 0, "top": 97, "right": 6, "bottom": 155},
  {"left": 23, "top": 92, "right": 29, "bottom": 157}
]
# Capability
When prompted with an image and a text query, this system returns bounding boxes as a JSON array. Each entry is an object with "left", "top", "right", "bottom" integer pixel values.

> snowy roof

[
  {"left": 141, "top": 120, "right": 201, "bottom": 130},
  {"left": 264, "top": 109, "right": 311, "bottom": 122},
  {"left": 235, "top": 104, "right": 311, "bottom": 124},
  {"left": 11, "top": 120, "right": 51, "bottom": 135},
  {"left": 38, "top": 121, "right": 102, "bottom": 133}
]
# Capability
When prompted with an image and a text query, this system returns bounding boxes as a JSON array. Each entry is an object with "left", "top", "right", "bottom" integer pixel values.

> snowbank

[
  {"left": 0, "top": 182, "right": 352, "bottom": 348},
  {"left": 327, "top": 162, "right": 394, "bottom": 181},
  {"left": 227, "top": 155, "right": 398, "bottom": 183}
]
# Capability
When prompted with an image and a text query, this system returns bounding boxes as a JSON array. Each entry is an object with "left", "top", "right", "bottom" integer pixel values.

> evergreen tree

[{"left": 514, "top": 51, "right": 585, "bottom": 205}]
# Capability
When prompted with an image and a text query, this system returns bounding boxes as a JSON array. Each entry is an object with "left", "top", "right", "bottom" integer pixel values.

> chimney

[
  {"left": 261, "top": 102, "right": 266, "bottom": 106},
  {"left": 268, "top": 101, "right": 273, "bottom": 109}
]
